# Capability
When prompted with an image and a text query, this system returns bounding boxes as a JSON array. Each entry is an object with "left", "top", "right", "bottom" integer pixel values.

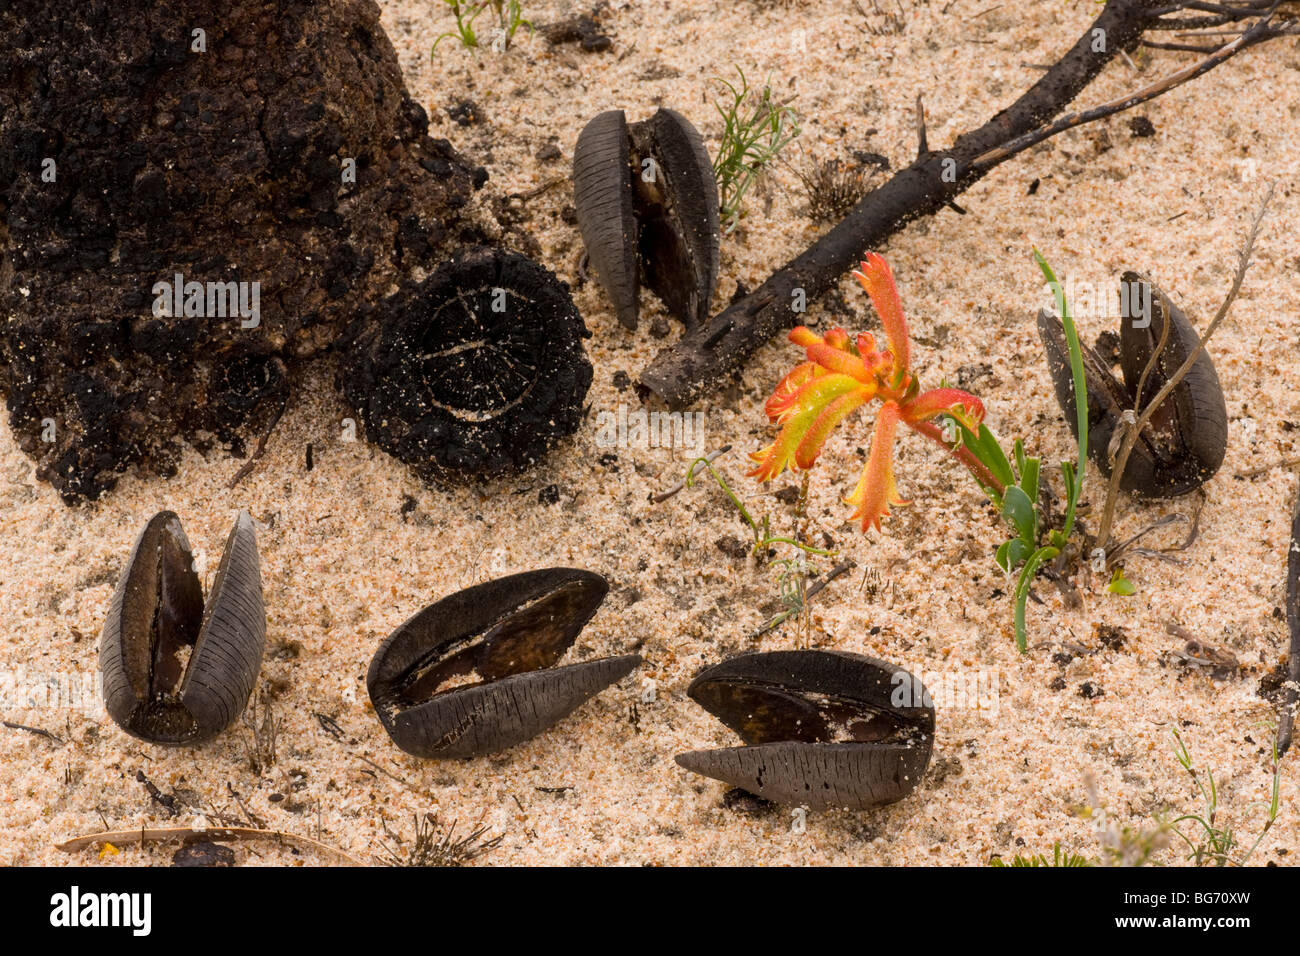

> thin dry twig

[
  {"left": 1, "top": 719, "right": 64, "bottom": 745},
  {"left": 228, "top": 357, "right": 289, "bottom": 489},
  {"left": 1236, "top": 455, "right": 1300, "bottom": 479}
]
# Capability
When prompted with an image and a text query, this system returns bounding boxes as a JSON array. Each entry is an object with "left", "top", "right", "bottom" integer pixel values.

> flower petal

[
  {"left": 901, "top": 387, "right": 985, "bottom": 428},
  {"left": 794, "top": 388, "right": 870, "bottom": 470},
  {"left": 764, "top": 361, "right": 822, "bottom": 423},
  {"left": 805, "top": 340, "right": 871, "bottom": 381},
  {"left": 750, "top": 374, "right": 865, "bottom": 481},
  {"left": 789, "top": 326, "right": 822, "bottom": 349},
  {"left": 852, "top": 253, "right": 910, "bottom": 370},
  {"left": 824, "top": 327, "right": 853, "bottom": 352},
  {"left": 847, "top": 400, "right": 908, "bottom": 532}
]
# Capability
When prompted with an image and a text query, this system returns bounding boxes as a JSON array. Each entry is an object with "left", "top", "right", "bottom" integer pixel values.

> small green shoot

[
  {"left": 1106, "top": 567, "right": 1136, "bottom": 595},
  {"left": 711, "top": 68, "right": 800, "bottom": 232},
  {"left": 433, "top": 0, "right": 532, "bottom": 55},
  {"left": 989, "top": 843, "right": 1092, "bottom": 867},
  {"left": 1168, "top": 729, "right": 1283, "bottom": 867},
  {"left": 939, "top": 249, "right": 1090, "bottom": 651},
  {"left": 684, "top": 455, "right": 834, "bottom": 646},
  {"left": 433, "top": 0, "right": 485, "bottom": 53}
]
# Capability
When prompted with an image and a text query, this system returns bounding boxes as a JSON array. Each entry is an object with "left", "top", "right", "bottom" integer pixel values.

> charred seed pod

[
  {"left": 1038, "top": 272, "right": 1227, "bottom": 498},
  {"left": 99, "top": 511, "right": 266, "bottom": 745},
  {"left": 573, "top": 107, "right": 720, "bottom": 330},
  {"left": 367, "top": 568, "right": 640, "bottom": 759},
  {"left": 343, "top": 246, "right": 593, "bottom": 481},
  {"left": 675, "top": 650, "right": 934, "bottom": 811}
]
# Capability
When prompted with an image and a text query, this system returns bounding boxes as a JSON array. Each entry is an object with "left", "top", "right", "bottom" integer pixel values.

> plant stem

[{"left": 909, "top": 419, "right": 1006, "bottom": 496}]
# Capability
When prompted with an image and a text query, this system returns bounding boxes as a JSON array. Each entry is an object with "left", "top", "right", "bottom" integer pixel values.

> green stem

[
  {"left": 1014, "top": 546, "right": 1058, "bottom": 653},
  {"left": 910, "top": 419, "right": 1007, "bottom": 497},
  {"left": 686, "top": 457, "right": 834, "bottom": 558},
  {"left": 759, "top": 535, "right": 836, "bottom": 557}
]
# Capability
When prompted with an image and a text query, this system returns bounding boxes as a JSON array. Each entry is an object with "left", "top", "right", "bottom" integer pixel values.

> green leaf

[
  {"left": 1060, "top": 460, "right": 1078, "bottom": 510},
  {"left": 1019, "top": 455, "right": 1041, "bottom": 505},
  {"left": 967, "top": 423, "right": 1015, "bottom": 489},
  {"left": 1107, "top": 567, "right": 1136, "bottom": 596},
  {"left": 1014, "top": 438, "right": 1027, "bottom": 477},
  {"left": 1033, "top": 248, "right": 1088, "bottom": 541},
  {"left": 996, "top": 537, "right": 1033, "bottom": 574},
  {"left": 1014, "top": 546, "right": 1058, "bottom": 653},
  {"left": 1001, "top": 485, "right": 1037, "bottom": 544}
]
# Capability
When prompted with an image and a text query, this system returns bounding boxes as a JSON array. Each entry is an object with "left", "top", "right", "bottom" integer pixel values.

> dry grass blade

[{"left": 55, "top": 826, "right": 362, "bottom": 865}]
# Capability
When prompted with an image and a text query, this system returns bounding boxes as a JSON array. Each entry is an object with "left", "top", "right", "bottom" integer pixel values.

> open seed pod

[
  {"left": 99, "top": 511, "right": 266, "bottom": 745},
  {"left": 343, "top": 246, "right": 593, "bottom": 482},
  {"left": 367, "top": 568, "right": 640, "bottom": 759},
  {"left": 1038, "top": 272, "right": 1227, "bottom": 498},
  {"left": 573, "top": 107, "right": 720, "bottom": 330},
  {"left": 675, "top": 650, "right": 934, "bottom": 811}
]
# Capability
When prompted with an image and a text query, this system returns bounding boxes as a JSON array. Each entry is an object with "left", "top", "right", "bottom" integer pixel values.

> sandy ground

[{"left": 2, "top": 0, "right": 1299, "bottom": 866}]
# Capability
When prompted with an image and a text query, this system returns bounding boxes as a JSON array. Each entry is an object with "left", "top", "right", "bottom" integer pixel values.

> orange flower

[{"left": 749, "top": 253, "right": 989, "bottom": 532}]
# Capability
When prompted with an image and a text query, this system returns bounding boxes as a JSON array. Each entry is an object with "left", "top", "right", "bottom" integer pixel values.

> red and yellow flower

[{"left": 749, "top": 253, "right": 996, "bottom": 532}]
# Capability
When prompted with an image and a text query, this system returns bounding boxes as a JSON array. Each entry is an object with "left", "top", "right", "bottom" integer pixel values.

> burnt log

[{"left": 0, "top": 0, "right": 590, "bottom": 503}]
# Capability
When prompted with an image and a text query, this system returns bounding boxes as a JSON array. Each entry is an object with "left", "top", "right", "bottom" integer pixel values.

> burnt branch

[{"left": 638, "top": 0, "right": 1295, "bottom": 409}]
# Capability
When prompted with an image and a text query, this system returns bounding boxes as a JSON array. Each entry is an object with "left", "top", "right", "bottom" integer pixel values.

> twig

[
  {"left": 135, "top": 770, "right": 178, "bottom": 816},
  {"left": 357, "top": 754, "right": 410, "bottom": 787},
  {"left": 313, "top": 711, "right": 346, "bottom": 741},
  {"left": 1097, "top": 515, "right": 1190, "bottom": 567},
  {"left": 507, "top": 177, "right": 566, "bottom": 202},
  {"left": 1093, "top": 183, "right": 1274, "bottom": 549},
  {"left": 226, "top": 782, "right": 267, "bottom": 830},
  {"left": 1236, "top": 455, "right": 1300, "bottom": 479},
  {"left": 1, "top": 719, "right": 64, "bottom": 745},
  {"left": 971, "top": 6, "right": 1285, "bottom": 167}
]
